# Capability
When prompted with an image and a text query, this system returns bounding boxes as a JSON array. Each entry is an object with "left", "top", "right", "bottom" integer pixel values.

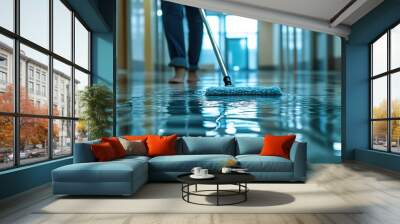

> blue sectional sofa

[{"left": 52, "top": 136, "right": 307, "bottom": 196}]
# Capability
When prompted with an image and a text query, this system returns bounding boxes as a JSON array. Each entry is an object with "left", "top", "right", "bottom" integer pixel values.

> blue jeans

[{"left": 161, "top": 1, "right": 203, "bottom": 71}]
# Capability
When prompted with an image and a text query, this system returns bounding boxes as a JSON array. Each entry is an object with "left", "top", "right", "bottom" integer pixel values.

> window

[
  {"left": 74, "top": 18, "right": 90, "bottom": 70},
  {"left": 19, "top": 117, "right": 49, "bottom": 165},
  {"left": 74, "top": 69, "right": 89, "bottom": 118},
  {"left": 391, "top": 24, "right": 400, "bottom": 70},
  {"left": 53, "top": 119, "right": 72, "bottom": 158},
  {"left": 35, "top": 70, "right": 41, "bottom": 81},
  {"left": 53, "top": 0, "right": 72, "bottom": 60},
  {"left": 0, "top": 116, "right": 13, "bottom": 170},
  {"left": 20, "top": 0, "right": 49, "bottom": 48},
  {"left": 0, "top": 55, "right": 7, "bottom": 67},
  {"left": 28, "top": 81, "right": 34, "bottom": 94},
  {"left": 42, "top": 85, "right": 46, "bottom": 97},
  {"left": 53, "top": 59, "right": 72, "bottom": 117},
  {"left": 0, "top": 71, "right": 6, "bottom": 85},
  {"left": 0, "top": 1, "right": 91, "bottom": 169},
  {"left": 0, "top": 0, "right": 14, "bottom": 31},
  {"left": 370, "top": 23, "right": 400, "bottom": 153},
  {"left": 29, "top": 67, "right": 34, "bottom": 79},
  {"left": 0, "top": 34, "right": 14, "bottom": 113},
  {"left": 36, "top": 84, "right": 40, "bottom": 95},
  {"left": 74, "top": 69, "right": 89, "bottom": 142}
]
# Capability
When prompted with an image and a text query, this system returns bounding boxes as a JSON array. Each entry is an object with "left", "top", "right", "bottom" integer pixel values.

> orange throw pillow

[
  {"left": 101, "top": 137, "right": 127, "bottom": 158},
  {"left": 123, "top": 135, "right": 148, "bottom": 141},
  {"left": 146, "top": 134, "right": 177, "bottom": 157},
  {"left": 91, "top": 142, "right": 117, "bottom": 161},
  {"left": 260, "top": 135, "right": 296, "bottom": 159}
]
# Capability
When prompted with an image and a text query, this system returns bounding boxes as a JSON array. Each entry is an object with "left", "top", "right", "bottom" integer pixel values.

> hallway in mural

[{"left": 117, "top": 0, "right": 342, "bottom": 163}]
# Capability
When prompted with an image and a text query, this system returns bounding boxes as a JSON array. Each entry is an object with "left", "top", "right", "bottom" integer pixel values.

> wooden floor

[{"left": 1, "top": 162, "right": 400, "bottom": 224}]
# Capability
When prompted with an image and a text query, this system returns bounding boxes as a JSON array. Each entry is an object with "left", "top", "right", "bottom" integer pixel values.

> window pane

[
  {"left": 20, "top": 117, "right": 49, "bottom": 165},
  {"left": 372, "top": 77, "right": 387, "bottom": 119},
  {"left": 75, "top": 120, "right": 88, "bottom": 143},
  {"left": 0, "top": 0, "right": 14, "bottom": 31},
  {"left": 0, "top": 34, "right": 14, "bottom": 112},
  {"left": 20, "top": 0, "right": 49, "bottom": 48},
  {"left": 372, "top": 33, "right": 387, "bottom": 76},
  {"left": 53, "top": 119, "right": 72, "bottom": 157},
  {"left": 391, "top": 24, "right": 400, "bottom": 70},
  {"left": 74, "top": 69, "right": 89, "bottom": 118},
  {"left": 53, "top": 0, "right": 72, "bottom": 60},
  {"left": 53, "top": 59, "right": 72, "bottom": 117},
  {"left": 75, "top": 18, "right": 89, "bottom": 70},
  {"left": 20, "top": 44, "right": 49, "bottom": 115},
  {"left": 391, "top": 72, "right": 400, "bottom": 118},
  {"left": 0, "top": 116, "right": 13, "bottom": 170},
  {"left": 391, "top": 120, "right": 400, "bottom": 153},
  {"left": 372, "top": 121, "right": 388, "bottom": 151}
]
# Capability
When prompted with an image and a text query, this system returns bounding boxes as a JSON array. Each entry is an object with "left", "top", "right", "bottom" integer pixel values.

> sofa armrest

[
  {"left": 289, "top": 142, "right": 307, "bottom": 181},
  {"left": 73, "top": 140, "right": 99, "bottom": 163}
]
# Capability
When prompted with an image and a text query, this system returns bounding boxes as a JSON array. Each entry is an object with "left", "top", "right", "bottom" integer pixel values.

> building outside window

[
  {"left": 0, "top": 0, "right": 91, "bottom": 170},
  {"left": 28, "top": 81, "right": 34, "bottom": 94},
  {"left": 36, "top": 83, "right": 40, "bottom": 95},
  {"left": 0, "top": 71, "right": 6, "bottom": 84},
  {"left": 28, "top": 67, "right": 34, "bottom": 80},
  {"left": 0, "top": 55, "right": 7, "bottom": 67},
  {"left": 41, "top": 85, "right": 46, "bottom": 97}
]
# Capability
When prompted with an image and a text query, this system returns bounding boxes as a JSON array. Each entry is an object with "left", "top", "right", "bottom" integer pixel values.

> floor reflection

[{"left": 117, "top": 70, "right": 341, "bottom": 163}]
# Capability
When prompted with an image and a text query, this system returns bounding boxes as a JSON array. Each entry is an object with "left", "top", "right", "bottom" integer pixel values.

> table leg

[
  {"left": 187, "top": 184, "right": 190, "bottom": 202},
  {"left": 195, "top": 184, "right": 198, "bottom": 192},
  {"left": 217, "top": 184, "right": 219, "bottom": 206},
  {"left": 245, "top": 183, "right": 247, "bottom": 201}
]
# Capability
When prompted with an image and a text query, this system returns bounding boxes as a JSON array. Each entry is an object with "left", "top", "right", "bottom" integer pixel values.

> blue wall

[
  {"left": 0, "top": 158, "right": 72, "bottom": 199},
  {"left": 344, "top": 0, "right": 400, "bottom": 170},
  {"left": 92, "top": 33, "right": 114, "bottom": 86},
  {"left": 0, "top": 0, "right": 116, "bottom": 200}
]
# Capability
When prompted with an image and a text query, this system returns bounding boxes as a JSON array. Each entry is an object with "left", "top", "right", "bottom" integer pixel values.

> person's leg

[
  {"left": 161, "top": 1, "right": 186, "bottom": 83},
  {"left": 185, "top": 6, "right": 204, "bottom": 82}
]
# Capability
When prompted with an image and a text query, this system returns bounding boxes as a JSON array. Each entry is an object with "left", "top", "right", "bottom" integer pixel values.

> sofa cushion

[
  {"left": 236, "top": 137, "right": 264, "bottom": 155},
  {"left": 118, "top": 138, "right": 147, "bottom": 156},
  {"left": 181, "top": 136, "right": 235, "bottom": 155},
  {"left": 147, "top": 135, "right": 177, "bottom": 157},
  {"left": 91, "top": 142, "right": 118, "bottom": 162},
  {"left": 236, "top": 155, "right": 293, "bottom": 172},
  {"left": 116, "top": 155, "right": 150, "bottom": 163},
  {"left": 53, "top": 158, "right": 147, "bottom": 183},
  {"left": 123, "top": 135, "right": 148, "bottom": 141},
  {"left": 260, "top": 135, "right": 296, "bottom": 159},
  {"left": 149, "top": 154, "right": 235, "bottom": 172},
  {"left": 101, "top": 137, "right": 127, "bottom": 158}
]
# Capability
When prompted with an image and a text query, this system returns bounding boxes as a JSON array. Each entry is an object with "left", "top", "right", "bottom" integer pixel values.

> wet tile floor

[{"left": 116, "top": 70, "right": 341, "bottom": 163}]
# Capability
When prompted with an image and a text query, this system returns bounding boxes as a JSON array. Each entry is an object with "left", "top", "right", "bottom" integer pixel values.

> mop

[{"left": 200, "top": 9, "right": 282, "bottom": 96}]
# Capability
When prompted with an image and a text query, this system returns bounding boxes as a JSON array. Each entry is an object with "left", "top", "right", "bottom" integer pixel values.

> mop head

[{"left": 205, "top": 86, "right": 283, "bottom": 96}]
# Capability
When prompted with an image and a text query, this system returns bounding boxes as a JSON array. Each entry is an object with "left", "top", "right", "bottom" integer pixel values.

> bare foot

[
  {"left": 169, "top": 67, "right": 185, "bottom": 84},
  {"left": 168, "top": 76, "right": 184, "bottom": 83},
  {"left": 187, "top": 71, "right": 199, "bottom": 83}
]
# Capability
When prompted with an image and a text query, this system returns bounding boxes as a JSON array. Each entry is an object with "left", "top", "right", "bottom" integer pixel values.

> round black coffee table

[{"left": 177, "top": 173, "right": 255, "bottom": 206}]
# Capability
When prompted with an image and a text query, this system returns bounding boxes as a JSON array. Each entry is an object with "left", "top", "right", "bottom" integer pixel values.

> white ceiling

[{"left": 166, "top": 0, "right": 384, "bottom": 38}]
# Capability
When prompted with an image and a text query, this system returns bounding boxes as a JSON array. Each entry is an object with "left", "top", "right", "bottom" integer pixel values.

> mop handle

[{"left": 199, "top": 9, "right": 232, "bottom": 86}]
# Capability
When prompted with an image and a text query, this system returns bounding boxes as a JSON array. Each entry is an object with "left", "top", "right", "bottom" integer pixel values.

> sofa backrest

[
  {"left": 235, "top": 137, "right": 264, "bottom": 155},
  {"left": 179, "top": 136, "right": 236, "bottom": 155},
  {"left": 74, "top": 136, "right": 303, "bottom": 162},
  {"left": 74, "top": 139, "right": 100, "bottom": 163},
  {"left": 236, "top": 137, "right": 305, "bottom": 156}
]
